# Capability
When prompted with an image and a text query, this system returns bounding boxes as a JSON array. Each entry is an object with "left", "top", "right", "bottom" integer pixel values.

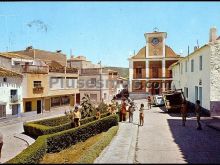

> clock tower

[{"left": 144, "top": 28, "right": 167, "bottom": 57}]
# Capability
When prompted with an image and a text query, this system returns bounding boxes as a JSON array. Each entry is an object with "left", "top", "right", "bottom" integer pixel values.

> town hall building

[{"left": 128, "top": 29, "right": 181, "bottom": 98}]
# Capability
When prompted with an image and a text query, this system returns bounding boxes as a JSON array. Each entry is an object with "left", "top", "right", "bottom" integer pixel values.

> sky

[{"left": 0, "top": 2, "right": 220, "bottom": 67}]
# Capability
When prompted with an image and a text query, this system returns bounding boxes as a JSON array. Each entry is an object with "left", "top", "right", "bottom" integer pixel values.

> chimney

[
  {"left": 56, "top": 50, "right": 62, "bottom": 53},
  {"left": 209, "top": 27, "right": 217, "bottom": 42},
  {"left": 194, "top": 46, "right": 198, "bottom": 51}
]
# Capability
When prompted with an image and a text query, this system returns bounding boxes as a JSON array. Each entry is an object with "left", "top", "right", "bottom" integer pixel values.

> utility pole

[{"left": 0, "top": 14, "right": 16, "bottom": 52}]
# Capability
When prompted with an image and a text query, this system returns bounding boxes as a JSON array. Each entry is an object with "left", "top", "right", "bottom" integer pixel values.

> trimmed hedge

[
  {"left": 24, "top": 112, "right": 110, "bottom": 138},
  {"left": 76, "top": 126, "right": 119, "bottom": 163},
  {"left": 6, "top": 114, "right": 118, "bottom": 164}
]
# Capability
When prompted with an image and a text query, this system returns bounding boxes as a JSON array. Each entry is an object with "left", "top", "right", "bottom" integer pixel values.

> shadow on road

[{"left": 167, "top": 118, "right": 220, "bottom": 164}]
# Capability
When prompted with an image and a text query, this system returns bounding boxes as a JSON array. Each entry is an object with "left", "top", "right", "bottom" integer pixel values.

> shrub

[
  {"left": 24, "top": 112, "right": 110, "bottom": 138},
  {"left": 6, "top": 136, "right": 47, "bottom": 164},
  {"left": 46, "top": 114, "right": 118, "bottom": 153},
  {"left": 6, "top": 114, "right": 118, "bottom": 164},
  {"left": 76, "top": 126, "right": 119, "bottom": 163}
]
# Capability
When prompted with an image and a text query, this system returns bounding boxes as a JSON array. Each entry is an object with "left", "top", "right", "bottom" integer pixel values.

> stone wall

[{"left": 210, "top": 41, "right": 220, "bottom": 116}]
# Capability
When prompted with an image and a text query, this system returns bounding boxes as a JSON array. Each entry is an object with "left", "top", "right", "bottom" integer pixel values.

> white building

[
  {"left": 170, "top": 27, "right": 220, "bottom": 116},
  {"left": 0, "top": 67, "right": 23, "bottom": 118}
]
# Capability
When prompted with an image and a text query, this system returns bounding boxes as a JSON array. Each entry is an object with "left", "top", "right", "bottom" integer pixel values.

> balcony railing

[
  {"left": 33, "top": 86, "right": 44, "bottom": 94},
  {"left": 10, "top": 95, "right": 21, "bottom": 103},
  {"left": 66, "top": 67, "right": 78, "bottom": 74},
  {"left": 22, "top": 65, "right": 49, "bottom": 74}
]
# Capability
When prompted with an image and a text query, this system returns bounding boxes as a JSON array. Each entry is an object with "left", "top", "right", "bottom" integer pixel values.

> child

[
  {"left": 128, "top": 102, "right": 135, "bottom": 123},
  {"left": 180, "top": 99, "right": 188, "bottom": 127},
  {"left": 73, "top": 106, "right": 81, "bottom": 127},
  {"left": 195, "top": 100, "right": 202, "bottom": 130},
  {"left": 96, "top": 108, "right": 101, "bottom": 120},
  {"left": 139, "top": 103, "right": 144, "bottom": 126}
]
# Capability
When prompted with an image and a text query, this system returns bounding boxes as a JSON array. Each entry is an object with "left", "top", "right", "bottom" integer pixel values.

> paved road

[
  {"left": 135, "top": 105, "right": 220, "bottom": 164},
  {"left": 0, "top": 106, "right": 69, "bottom": 163}
]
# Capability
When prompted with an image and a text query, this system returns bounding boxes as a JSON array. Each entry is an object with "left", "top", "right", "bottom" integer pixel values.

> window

[
  {"left": 181, "top": 63, "right": 183, "bottom": 74},
  {"left": 199, "top": 87, "right": 202, "bottom": 106},
  {"left": 195, "top": 86, "right": 198, "bottom": 101},
  {"left": 3, "top": 77, "right": 7, "bottom": 82},
  {"left": 152, "top": 67, "right": 159, "bottom": 78},
  {"left": 199, "top": 55, "right": 203, "bottom": 71},
  {"left": 191, "top": 59, "right": 194, "bottom": 72},
  {"left": 136, "top": 67, "right": 142, "bottom": 78},
  {"left": 90, "top": 78, "right": 96, "bottom": 85},
  {"left": 33, "top": 81, "right": 42, "bottom": 87},
  {"left": 185, "top": 61, "right": 188, "bottom": 72},
  {"left": 90, "top": 94, "right": 97, "bottom": 102},
  {"left": 184, "top": 87, "right": 188, "bottom": 98}
]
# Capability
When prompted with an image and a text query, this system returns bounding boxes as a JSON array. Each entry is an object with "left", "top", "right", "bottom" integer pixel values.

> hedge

[
  {"left": 24, "top": 112, "right": 110, "bottom": 138},
  {"left": 6, "top": 114, "right": 119, "bottom": 164},
  {"left": 76, "top": 126, "right": 119, "bottom": 163}
]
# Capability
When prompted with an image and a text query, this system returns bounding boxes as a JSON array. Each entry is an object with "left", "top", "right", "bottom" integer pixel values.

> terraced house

[
  {"left": 0, "top": 47, "right": 80, "bottom": 115},
  {"left": 128, "top": 29, "right": 181, "bottom": 99},
  {"left": 170, "top": 27, "right": 220, "bottom": 116}
]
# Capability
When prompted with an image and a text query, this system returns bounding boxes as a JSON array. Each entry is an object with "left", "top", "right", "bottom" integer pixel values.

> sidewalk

[
  {"left": 94, "top": 100, "right": 144, "bottom": 163},
  {"left": 0, "top": 105, "right": 69, "bottom": 163},
  {"left": 202, "top": 116, "right": 220, "bottom": 131}
]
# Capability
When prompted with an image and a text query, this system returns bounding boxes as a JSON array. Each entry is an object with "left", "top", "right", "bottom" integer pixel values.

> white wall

[
  {"left": 0, "top": 76, "right": 23, "bottom": 115},
  {"left": 172, "top": 46, "right": 211, "bottom": 111}
]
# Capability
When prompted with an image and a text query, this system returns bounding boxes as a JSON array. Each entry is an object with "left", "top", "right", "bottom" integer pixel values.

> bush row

[
  {"left": 76, "top": 126, "right": 119, "bottom": 163},
  {"left": 24, "top": 112, "right": 110, "bottom": 138},
  {"left": 6, "top": 114, "right": 118, "bottom": 164}
]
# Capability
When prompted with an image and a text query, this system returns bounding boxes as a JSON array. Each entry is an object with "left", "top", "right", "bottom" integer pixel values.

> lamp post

[{"left": 98, "top": 61, "right": 102, "bottom": 102}]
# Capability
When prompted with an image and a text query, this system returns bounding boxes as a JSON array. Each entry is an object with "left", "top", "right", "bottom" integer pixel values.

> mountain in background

[{"left": 103, "top": 66, "right": 129, "bottom": 79}]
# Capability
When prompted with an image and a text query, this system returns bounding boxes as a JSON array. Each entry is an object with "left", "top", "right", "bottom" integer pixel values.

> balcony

[
  {"left": 10, "top": 95, "right": 21, "bottom": 103},
  {"left": 33, "top": 86, "right": 44, "bottom": 94},
  {"left": 66, "top": 67, "right": 78, "bottom": 74},
  {"left": 22, "top": 65, "right": 49, "bottom": 74}
]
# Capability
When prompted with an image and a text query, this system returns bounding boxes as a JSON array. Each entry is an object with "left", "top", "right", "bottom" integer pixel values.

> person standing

[
  {"left": 180, "top": 99, "right": 188, "bottom": 127},
  {"left": 147, "top": 96, "right": 152, "bottom": 110},
  {"left": 195, "top": 100, "right": 202, "bottom": 130},
  {"left": 128, "top": 102, "right": 135, "bottom": 123},
  {"left": 73, "top": 106, "right": 81, "bottom": 127},
  {"left": 0, "top": 132, "right": 3, "bottom": 160},
  {"left": 139, "top": 103, "right": 144, "bottom": 126},
  {"left": 121, "top": 98, "right": 127, "bottom": 122}
]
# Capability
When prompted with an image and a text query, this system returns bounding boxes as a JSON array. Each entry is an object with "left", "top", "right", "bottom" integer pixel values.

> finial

[{"left": 153, "top": 27, "right": 159, "bottom": 32}]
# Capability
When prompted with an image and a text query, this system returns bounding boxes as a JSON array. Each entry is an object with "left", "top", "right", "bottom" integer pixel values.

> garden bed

[
  {"left": 40, "top": 126, "right": 119, "bottom": 164},
  {"left": 6, "top": 114, "right": 118, "bottom": 164}
]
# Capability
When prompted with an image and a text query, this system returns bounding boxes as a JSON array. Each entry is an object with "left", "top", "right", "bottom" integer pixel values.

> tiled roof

[
  {"left": 131, "top": 47, "right": 146, "bottom": 59},
  {"left": 165, "top": 45, "right": 180, "bottom": 58},
  {"left": 0, "top": 52, "right": 33, "bottom": 59},
  {"left": 10, "top": 48, "right": 67, "bottom": 66},
  {"left": 0, "top": 67, "right": 22, "bottom": 77}
]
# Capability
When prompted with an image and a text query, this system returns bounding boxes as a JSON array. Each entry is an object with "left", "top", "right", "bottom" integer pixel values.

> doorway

[
  {"left": 25, "top": 101, "right": 32, "bottom": 112},
  {"left": 37, "top": 100, "right": 42, "bottom": 114}
]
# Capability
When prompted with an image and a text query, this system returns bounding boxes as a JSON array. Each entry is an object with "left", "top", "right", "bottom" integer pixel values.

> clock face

[{"left": 152, "top": 38, "right": 159, "bottom": 45}]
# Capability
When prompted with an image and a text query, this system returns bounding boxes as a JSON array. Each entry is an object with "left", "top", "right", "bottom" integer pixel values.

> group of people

[
  {"left": 119, "top": 96, "right": 152, "bottom": 126},
  {"left": 181, "top": 99, "right": 202, "bottom": 130}
]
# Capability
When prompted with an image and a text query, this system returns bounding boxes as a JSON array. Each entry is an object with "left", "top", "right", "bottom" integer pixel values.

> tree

[{"left": 80, "top": 94, "right": 95, "bottom": 119}]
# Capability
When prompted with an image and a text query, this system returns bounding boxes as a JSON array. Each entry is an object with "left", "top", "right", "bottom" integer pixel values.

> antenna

[
  {"left": 187, "top": 45, "right": 189, "bottom": 56},
  {"left": 197, "top": 40, "right": 199, "bottom": 48}
]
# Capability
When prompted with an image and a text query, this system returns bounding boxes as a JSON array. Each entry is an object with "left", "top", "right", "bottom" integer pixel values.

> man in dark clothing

[{"left": 195, "top": 100, "right": 202, "bottom": 130}]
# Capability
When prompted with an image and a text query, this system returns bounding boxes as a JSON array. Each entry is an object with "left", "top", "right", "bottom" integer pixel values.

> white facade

[
  {"left": 0, "top": 76, "right": 23, "bottom": 116},
  {"left": 171, "top": 40, "right": 220, "bottom": 116}
]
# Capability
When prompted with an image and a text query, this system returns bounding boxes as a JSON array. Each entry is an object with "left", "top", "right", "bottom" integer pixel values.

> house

[
  {"left": 67, "top": 56, "right": 118, "bottom": 104},
  {"left": 0, "top": 67, "right": 23, "bottom": 118},
  {"left": 128, "top": 29, "right": 181, "bottom": 99},
  {"left": 8, "top": 47, "right": 79, "bottom": 114},
  {"left": 170, "top": 27, "right": 220, "bottom": 116}
]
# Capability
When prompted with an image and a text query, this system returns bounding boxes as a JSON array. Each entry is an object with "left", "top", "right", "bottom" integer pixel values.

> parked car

[{"left": 153, "top": 95, "right": 165, "bottom": 106}]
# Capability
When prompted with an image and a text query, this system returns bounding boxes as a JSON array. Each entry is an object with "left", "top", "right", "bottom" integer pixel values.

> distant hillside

[{"left": 104, "top": 66, "right": 129, "bottom": 78}]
